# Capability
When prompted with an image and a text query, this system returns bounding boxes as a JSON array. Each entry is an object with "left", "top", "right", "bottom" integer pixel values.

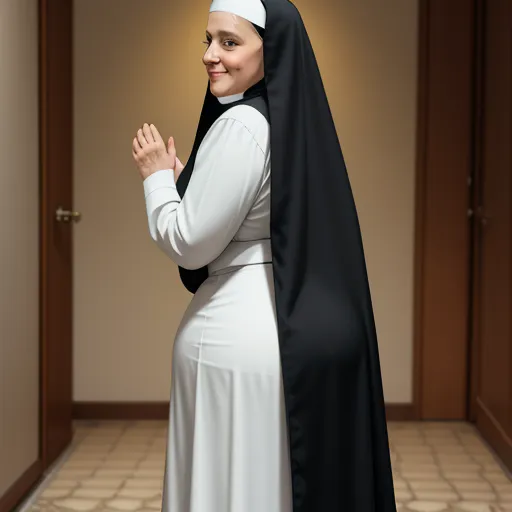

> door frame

[
  {"left": 39, "top": 0, "right": 74, "bottom": 469},
  {"left": 413, "top": 0, "right": 476, "bottom": 421},
  {"left": 468, "top": 0, "right": 485, "bottom": 425},
  {"left": 468, "top": 0, "right": 512, "bottom": 472}
]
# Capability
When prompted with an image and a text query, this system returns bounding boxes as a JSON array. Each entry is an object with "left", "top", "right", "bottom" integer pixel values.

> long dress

[{"left": 143, "top": 103, "right": 293, "bottom": 511}]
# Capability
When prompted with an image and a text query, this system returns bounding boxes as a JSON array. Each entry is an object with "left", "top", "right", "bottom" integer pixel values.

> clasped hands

[{"left": 132, "top": 123, "right": 185, "bottom": 182}]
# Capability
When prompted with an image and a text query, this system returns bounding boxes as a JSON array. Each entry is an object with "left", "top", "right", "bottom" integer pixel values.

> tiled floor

[{"left": 23, "top": 420, "right": 511, "bottom": 512}]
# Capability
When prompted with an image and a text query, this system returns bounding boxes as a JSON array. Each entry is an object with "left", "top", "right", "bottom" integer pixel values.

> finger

[
  {"left": 167, "top": 136, "right": 176, "bottom": 158},
  {"left": 133, "top": 137, "right": 142, "bottom": 153},
  {"left": 150, "top": 124, "right": 163, "bottom": 145},
  {"left": 136, "top": 129, "right": 147, "bottom": 148},
  {"left": 142, "top": 123, "right": 155, "bottom": 143}
]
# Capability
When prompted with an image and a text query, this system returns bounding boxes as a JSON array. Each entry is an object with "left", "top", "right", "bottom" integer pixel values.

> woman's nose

[{"left": 203, "top": 43, "right": 220, "bottom": 65}]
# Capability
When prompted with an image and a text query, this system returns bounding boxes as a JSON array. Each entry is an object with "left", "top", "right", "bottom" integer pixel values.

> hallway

[
  {"left": 2, "top": 1, "right": 512, "bottom": 511},
  {"left": 20, "top": 420, "right": 512, "bottom": 512}
]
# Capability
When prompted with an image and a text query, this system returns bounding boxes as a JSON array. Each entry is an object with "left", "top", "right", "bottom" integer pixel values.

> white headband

[{"left": 209, "top": 0, "right": 266, "bottom": 28}]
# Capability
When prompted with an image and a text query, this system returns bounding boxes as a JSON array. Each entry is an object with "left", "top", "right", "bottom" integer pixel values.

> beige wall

[
  {"left": 74, "top": 0, "right": 418, "bottom": 403},
  {"left": 0, "top": 0, "right": 40, "bottom": 497}
]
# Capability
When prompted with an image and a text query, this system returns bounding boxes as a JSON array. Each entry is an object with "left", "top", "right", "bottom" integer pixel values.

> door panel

[
  {"left": 473, "top": 0, "right": 512, "bottom": 471},
  {"left": 40, "top": 0, "right": 74, "bottom": 468}
]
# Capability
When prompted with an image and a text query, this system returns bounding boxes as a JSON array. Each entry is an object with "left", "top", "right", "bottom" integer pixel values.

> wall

[
  {"left": 73, "top": 0, "right": 418, "bottom": 403},
  {"left": 0, "top": 0, "right": 40, "bottom": 497}
]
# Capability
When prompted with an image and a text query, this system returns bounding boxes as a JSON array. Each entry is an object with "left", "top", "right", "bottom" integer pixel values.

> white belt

[{"left": 208, "top": 239, "right": 272, "bottom": 275}]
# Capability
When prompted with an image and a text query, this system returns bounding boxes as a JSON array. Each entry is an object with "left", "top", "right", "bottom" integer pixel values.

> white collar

[{"left": 217, "top": 92, "right": 245, "bottom": 104}]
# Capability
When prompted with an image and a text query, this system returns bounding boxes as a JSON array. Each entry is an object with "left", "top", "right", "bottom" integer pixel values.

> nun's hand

[
  {"left": 132, "top": 123, "right": 175, "bottom": 180},
  {"left": 167, "top": 137, "right": 185, "bottom": 183}
]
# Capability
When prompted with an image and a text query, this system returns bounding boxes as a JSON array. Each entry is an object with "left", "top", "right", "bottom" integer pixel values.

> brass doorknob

[{"left": 55, "top": 206, "right": 82, "bottom": 223}]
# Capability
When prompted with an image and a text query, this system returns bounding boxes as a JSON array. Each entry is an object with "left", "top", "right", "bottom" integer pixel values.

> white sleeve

[{"left": 142, "top": 116, "right": 266, "bottom": 270}]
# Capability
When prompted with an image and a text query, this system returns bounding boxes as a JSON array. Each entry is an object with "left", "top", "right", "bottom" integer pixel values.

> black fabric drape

[
  {"left": 263, "top": 1, "right": 396, "bottom": 510},
  {"left": 176, "top": 1, "right": 396, "bottom": 509}
]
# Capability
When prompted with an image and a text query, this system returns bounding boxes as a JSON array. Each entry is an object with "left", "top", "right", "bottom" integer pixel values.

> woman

[{"left": 133, "top": 1, "right": 396, "bottom": 511}]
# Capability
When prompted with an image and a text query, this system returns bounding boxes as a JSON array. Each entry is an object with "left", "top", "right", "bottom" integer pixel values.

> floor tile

[
  {"left": 413, "top": 491, "right": 460, "bottom": 502},
  {"left": 452, "top": 481, "right": 494, "bottom": 492},
  {"left": 80, "top": 477, "right": 125, "bottom": 489},
  {"left": 452, "top": 503, "right": 493, "bottom": 512},
  {"left": 71, "top": 488, "right": 117, "bottom": 499},
  {"left": 116, "top": 488, "right": 162, "bottom": 499},
  {"left": 409, "top": 481, "right": 454, "bottom": 491},
  {"left": 53, "top": 498, "right": 101, "bottom": 511},
  {"left": 40, "top": 489, "right": 73, "bottom": 500},
  {"left": 457, "top": 492, "right": 497, "bottom": 502},
  {"left": 407, "top": 501, "right": 450, "bottom": 512},
  {"left": 104, "top": 498, "right": 144, "bottom": 511}
]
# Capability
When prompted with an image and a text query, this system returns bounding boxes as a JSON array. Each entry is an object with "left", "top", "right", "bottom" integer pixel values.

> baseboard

[
  {"left": 74, "top": 401, "right": 416, "bottom": 422},
  {"left": 385, "top": 403, "right": 417, "bottom": 421},
  {"left": 0, "top": 460, "right": 42, "bottom": 512},
  {"left": 73, "top": 402, "right": 169, "bottom": 420},
  {"left": 476, "top": 397, "right": 512, "bottom": 474}
]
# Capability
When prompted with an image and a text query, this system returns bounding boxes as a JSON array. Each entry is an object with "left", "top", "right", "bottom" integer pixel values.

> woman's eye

[{"left": 202, "top": 39, "right": 237, "bottom": 48}]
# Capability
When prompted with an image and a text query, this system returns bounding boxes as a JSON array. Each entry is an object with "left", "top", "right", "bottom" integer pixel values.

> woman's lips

[{"left": 208, "top": 71, "right": 226, "bottom": 79}]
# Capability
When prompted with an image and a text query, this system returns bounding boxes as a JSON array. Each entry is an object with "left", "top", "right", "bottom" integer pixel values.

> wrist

[{"left": 141, "top": 168, "right": 173, "bottom": 182}]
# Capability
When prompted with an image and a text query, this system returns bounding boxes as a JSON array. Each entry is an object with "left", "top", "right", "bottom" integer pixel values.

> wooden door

[
  {"left": 40, "top": 0, "right": 75, "bottom": 469},
  {"left": 471, "top": 0, "right": 512, "bottom": 472}
]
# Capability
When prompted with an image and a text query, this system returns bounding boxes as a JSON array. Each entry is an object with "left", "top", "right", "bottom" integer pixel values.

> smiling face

[{"left": 203, "top": 12, "right": 264, "bottom": 98}]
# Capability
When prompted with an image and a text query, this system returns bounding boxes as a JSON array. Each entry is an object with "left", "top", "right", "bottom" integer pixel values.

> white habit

[{"left": 143, "top": 102, "right": 293, "bottom": 511}]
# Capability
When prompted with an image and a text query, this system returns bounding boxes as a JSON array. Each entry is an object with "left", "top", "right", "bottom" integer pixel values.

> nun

[{"left": 132, "top": 0, "right": 396, "bottom": 511}]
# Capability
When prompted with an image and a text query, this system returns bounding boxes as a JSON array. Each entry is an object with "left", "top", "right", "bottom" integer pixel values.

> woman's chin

[
  {"left": 210, "top": 81, "right": 232, "bottom": 98},
  {"left": 209, "top": 85, "right": 223, "bottom": 97}
]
